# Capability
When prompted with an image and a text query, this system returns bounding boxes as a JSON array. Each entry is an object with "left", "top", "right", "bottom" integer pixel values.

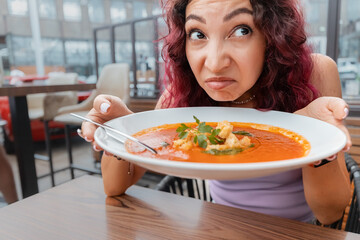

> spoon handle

[{"left": 70, "top": 113, "right": 157, "bottom": 154}]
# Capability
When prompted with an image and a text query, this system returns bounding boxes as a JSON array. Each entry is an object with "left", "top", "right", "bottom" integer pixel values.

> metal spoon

[{"left": 70, "top": 113, "right": 157, "bottom": 154}]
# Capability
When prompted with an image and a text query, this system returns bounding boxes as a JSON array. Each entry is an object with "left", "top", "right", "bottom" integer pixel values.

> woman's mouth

[{"left": 205, "top": 77, "right": 236, "bottom": 90}]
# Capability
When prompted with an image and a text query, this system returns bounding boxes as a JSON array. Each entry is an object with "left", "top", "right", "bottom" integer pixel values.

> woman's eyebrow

[
  {"left": 186, "top": 14, "right": 206, "bottom": 24},
  {"left": 223, "top": 7, "right": 253, "bottom": 22}
]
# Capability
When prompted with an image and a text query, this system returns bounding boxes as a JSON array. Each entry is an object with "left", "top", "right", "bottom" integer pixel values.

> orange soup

[{"left": 125, "top": 121, "right": 310, "bottom": 164}]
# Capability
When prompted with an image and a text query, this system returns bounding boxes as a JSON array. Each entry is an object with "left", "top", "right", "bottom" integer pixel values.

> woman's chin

[{"left": 207, "top": 92, "right": 237, "bottom": 102}]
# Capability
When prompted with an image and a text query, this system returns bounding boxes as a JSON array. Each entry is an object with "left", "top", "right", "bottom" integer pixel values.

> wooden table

[
  {"left": 0, "top": 175, "right": 357, "bottom": 239},
  {"left": 0, "top": 83, "right": 96, "bottom": 198}
]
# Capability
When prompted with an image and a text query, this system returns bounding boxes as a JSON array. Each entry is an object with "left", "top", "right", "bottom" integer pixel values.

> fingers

[
  {"left": 77, "top": 94, "right": 134, "bottom": 153},
  {"left": 302, "top": 97, "right": 352, "bottom": 155},
  {"left": 93, "top": 94, "right": 132, "bottom": 119},
  {"left": 327, "top": 97, "right": 349, "bottom": 120},
  {"left": 325, "top": 154, "right": 337, "bottom": 161},
  {"left": 320, "top": 97, "right": 352, "bottom": 151}
]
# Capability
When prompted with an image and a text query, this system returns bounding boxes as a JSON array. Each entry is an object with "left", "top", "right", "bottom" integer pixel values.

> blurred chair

[
  {"left": 27, "top": 73, "right": 78, "bottom": 186},
  {"left": 309, "top": 153, "right": 360, "bottom": 233},
  {"left": 155, "top": 176, "right": 211, "bottom": 201},
  {"left": 0, "top": 119, "right": 18, "bottom": 204},
  {"left": 343, "top": 153, "right": 360, "bottom": 233},
  {"left": 53, "top": 63, "right": 130, "bottom": 179},
  {"left": 157, "top": 154, "right": 360, "bottom": 234}
]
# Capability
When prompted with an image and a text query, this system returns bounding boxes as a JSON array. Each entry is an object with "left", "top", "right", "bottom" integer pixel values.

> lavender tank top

[{"left": 209, "top": 169, "right": 314, "bottom": 222}]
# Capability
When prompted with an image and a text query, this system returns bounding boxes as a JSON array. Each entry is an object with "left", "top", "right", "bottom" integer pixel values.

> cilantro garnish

[
  {"left": 233, "top": 130, "right": 253, "bottom": 136},
  {"left": 176, "top": 116, "right": 222, "bottom": 149},
  {"left": 203, "top": 148, "right": 244, "bottom": 155},
  {"left": 204, "top": 144, "right": 255, "bottom": 156},
  {"left": 176, "top": 116, "right": 255, "bottom": 155}
]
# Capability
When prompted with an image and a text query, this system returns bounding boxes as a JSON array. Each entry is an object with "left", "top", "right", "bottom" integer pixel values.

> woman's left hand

[{"left": 295, "top": 96, "right": 351, "bottom": 153}]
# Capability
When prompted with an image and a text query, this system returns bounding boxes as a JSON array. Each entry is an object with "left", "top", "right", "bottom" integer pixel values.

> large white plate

[{"left": 94, "top": 107, "right": 346, "bottom": 180}]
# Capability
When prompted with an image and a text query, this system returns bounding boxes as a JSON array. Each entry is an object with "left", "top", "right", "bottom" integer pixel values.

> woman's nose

[{"left": 204, "top": 41, "right": 231, "bottom": 73}]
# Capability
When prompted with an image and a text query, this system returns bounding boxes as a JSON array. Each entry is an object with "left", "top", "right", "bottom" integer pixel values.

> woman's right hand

[{"left": 80, "top": 94, "right": 133, "bottom": 152}]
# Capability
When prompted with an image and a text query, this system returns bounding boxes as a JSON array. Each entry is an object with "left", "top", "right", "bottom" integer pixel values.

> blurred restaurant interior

[
  {"left": 0, "top": 0, "right": 360, "bottom": 211},
  {"left": 0, "top": 0, "right": 360, "bottom": 237},
  {"left": 0, "top": 0, "right": 360, "bottom": 98}
]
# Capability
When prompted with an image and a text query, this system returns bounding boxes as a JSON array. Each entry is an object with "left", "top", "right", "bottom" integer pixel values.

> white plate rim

[{"left": 94, "top": 107, "right": 347, "bottom": 178}]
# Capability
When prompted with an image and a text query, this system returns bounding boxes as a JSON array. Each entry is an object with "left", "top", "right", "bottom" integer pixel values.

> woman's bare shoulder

[
  {"left": 310, "top": 53, "right": 341, "bottom": 97},
  {"left": 155, "top": 89, "right": 171, "bottom": 109}
]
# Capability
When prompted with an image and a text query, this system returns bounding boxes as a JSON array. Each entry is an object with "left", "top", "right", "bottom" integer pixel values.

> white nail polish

[
  {"left": 326, "top": 155, "right": 337, "bottom": 161},
  {"left": 343, "top": 108, "right": 349, "bottom": 119},
  {"left": 100, "top": 102, "right": 110, "bottom": 113},
  {"left": 314, "top": 160, "right": 321, "bottom": 166},
  {"left": 93, "top": 144, "right": 101, "bottom": 152},
  {"left": 343, "top": 146, "right": 350, "bottom": 152},
  {"left": 77, "top": 129, "right": 83, "bottom": 137},
  {"left": 84, "top": 136, "right": 92, "bottom": 142}
]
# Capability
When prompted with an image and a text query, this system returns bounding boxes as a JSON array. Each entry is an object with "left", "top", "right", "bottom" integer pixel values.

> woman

[
  {"left": 81, "top": 0, "right": 351, "bottom": 225},
  {"left": 0, "top": 146, "right": 18, "bottom": 204}
]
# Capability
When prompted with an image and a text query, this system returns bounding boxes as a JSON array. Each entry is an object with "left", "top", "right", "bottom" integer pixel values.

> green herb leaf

[
  {"left": 208, "top": 135, "right": 218, "bottom": 144},
  {"left": 198, "top": 124, "right": 213, "bottom": 133},
  {"left": 179, "top": 131, "right": 189, "bottom": 139},
  {"left": 194, "top": 135, "right": 198, "bottom": 144},
  {"left": 176, "top": 123, "right": 189, "bottom": 133},
  {"left": 203, "top": 148, "right": 244, "bottom": 155},
  {"left": 211, "top": 128, "right": 221, "bottom": 136},
  {"left": 161, "top": 142, "right": 170, "bottom": 147},
  {"left": 215, "top": 137, "right": 225, "bottom": 144},
  {"left": 233, "top": 131, "right": 253, "bottom": 136},
  {"left": 197, "top": 134, "right": 208, "bottom": 149},
  {"left": 193, "top": 116, "right": 200, "bottom": 124}
]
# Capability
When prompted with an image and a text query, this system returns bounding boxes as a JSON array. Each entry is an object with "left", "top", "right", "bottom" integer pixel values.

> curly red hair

[{"left": 159, "top": 0, "right": 319, "bottom": 112}]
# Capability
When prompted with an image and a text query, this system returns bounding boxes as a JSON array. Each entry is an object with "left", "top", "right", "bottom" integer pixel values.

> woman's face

[{"left": 185, "top": 0, "right": 266, "bottom": 102}]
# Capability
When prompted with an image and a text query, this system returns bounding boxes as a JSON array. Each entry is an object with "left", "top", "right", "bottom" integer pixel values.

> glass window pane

[
  {"left": 0, "top": 41, "right": 10, "bottom": 76},
  {"left": 7, "top": 0, "right": 29, "bottom": 16},
  {"left": 94, "top": 28, "right": 112, "bottom": 74},
  {"left": 133, "top": 1, "right": 147, "bottom": 19},
  {"left": 88, "top": 0, "right": 104, "bottom": 23},
  {"left": 38, "top": 0, "right": 57, "bottom": 19},
  {"left": 111, "top": 0, "right": 127, "bottom": 23},
  {"left": 10, "top": 36, "right": 34, "bottom": 66},
  {"left": 339, "top": 0, "right": 360, "bottom": 97},
  {"left": 114, "top": 25, "right": 132, "bottom": 65},
  {"left": 152, "top": 0, "right": 161, "bottom": 15},
  {"left": 96, "top": 40, "right": 111, "bottom": 72},
  {"left": 42, "top": 38, "right": 64, "bottom": 66},
  {"left": 63, "top": 0, "right": 82, "bottom": 21},
  {"left": 64, "top": 40, "right": 91, "bottom": 65},
  {"left": 302, "top": 0, "right": 329, "bottom": 55}
]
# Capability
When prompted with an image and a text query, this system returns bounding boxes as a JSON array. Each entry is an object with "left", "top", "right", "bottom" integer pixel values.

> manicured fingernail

[
  {"left": 343, "top": 146, "right": 350, "bottom": 152},
  {"left": 77, "top": 129, "right": 83, "bottom": 138},
  {"left": 343, "top": 107, "right": 349, "bottom": 119},
  {"left": 104, "top": 151, "right": 112, "bottom": 156},
  {"left": 93, "top": 144, "right": 101, "bottom": 152},
  {"left": 100, "top": 102, "right": 110, "bottom": 113},
  {"left": 84, "top": 136, "right": 92, "bottom": 142},
  {"left": 326, "top": 154, "right": 337, "bottom": 161},
  {"left": 314, "top": 160, "right": 322, "bottom": 166}
]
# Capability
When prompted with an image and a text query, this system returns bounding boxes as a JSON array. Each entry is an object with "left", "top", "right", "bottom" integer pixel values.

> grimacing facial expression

[{"left": 185, "top": 0, "right": 266, "bottom": 102}]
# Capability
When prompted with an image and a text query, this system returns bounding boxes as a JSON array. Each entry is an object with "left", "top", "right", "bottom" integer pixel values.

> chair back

[
  {"left": 27, "top": 73, "right": 78, "bottom": 120},
  {"left": 95, "top": 63, "right": 130, "bottom": 104},
  {"left": 344, "top": 153, "right": 360, "bottom": 233},
  {"left": 155, "top": 176, "right": 211, "bottom": 202},
  {"left": 54, "top": 63, "right": 130, "bottom": 121},
  {"left": 319, "top": 153, "right": 360, "bottom": 233},
  {"left": 47, "top": 72, "right": 79, "bottom": 99}
]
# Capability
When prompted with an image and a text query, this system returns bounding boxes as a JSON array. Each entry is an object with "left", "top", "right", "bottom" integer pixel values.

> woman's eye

[
  {"left": 231, "top": 26, "right": 252, "bottom": 37},
  {"left": 189, "top": 31, "right": 206, "bottom": 40}
]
